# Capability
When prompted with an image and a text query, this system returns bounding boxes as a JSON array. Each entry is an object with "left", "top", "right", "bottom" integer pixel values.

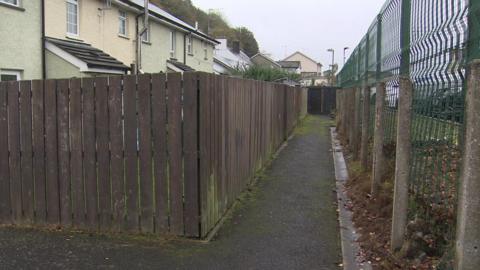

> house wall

[
  {"left": 45, "top": 50, "right": 89, "bottom": 79},
  {"left": 186, "top": 37, "right": 214, "bottom": 73},
  {"left": 285, "top": 53, "right": 321, "bottom": 74},
  {"left": 45, "top": 0, "right": 137, "bottom": 67},
  {"left": 0, "top": 1, "right": 43, "bottom": 80},
  {"left": 45, "top": 0, "right": 215, "bottom": 74}
]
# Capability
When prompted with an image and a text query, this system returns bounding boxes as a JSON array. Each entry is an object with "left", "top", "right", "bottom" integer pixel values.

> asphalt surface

[{"left": 0, "top": 115, "right": 341, "bottom": 270}]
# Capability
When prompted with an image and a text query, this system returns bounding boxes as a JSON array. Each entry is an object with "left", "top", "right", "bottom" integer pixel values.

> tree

[{"left": 150, "top": 0, "right": 260, "bottom": 56}]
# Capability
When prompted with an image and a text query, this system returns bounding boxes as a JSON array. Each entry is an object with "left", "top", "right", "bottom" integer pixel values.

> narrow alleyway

[{"left": 0, "top": 116, "right": 341, "bottom": 270}]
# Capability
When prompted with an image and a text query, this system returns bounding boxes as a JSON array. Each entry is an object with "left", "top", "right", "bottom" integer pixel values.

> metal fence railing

[{"left": 336, "top": 0, "right": 474, "bottom": 268}]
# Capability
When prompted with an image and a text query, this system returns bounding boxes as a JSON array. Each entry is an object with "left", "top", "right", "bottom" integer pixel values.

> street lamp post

[{"left": 327, "top": 49, "right": 335, "bottom": 86}]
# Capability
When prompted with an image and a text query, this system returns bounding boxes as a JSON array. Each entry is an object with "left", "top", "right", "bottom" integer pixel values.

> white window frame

[
  {"left": 203, "top": 41, "right": 208, "bottom": 60},
  {"left": 170, "top": 31, "right": 176, "bottom": 58},
  {"left": 187, "top": 35, "right": 193, "bottom": 55},
  {"left": 0, "top": 70, "right": 21, "bottom": 81},
  {"left": 0, "top": 0, "right": 20, "bottom": 7},
  {"left": 66, "top": 0, "right": 79, "bottom": 37},
  {"left": 118, "top": 10, "right": 128, "bottom": 37},
  {"left": 141, "top": 22, "right": 150, "bottom": 43}
]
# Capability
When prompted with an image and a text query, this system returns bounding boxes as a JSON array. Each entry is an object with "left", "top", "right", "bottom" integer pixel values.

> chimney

[
  {"left": 232, "top": 40, "right": 240, "bottom": 54},
  {"left": 195, "top": 21, "right": 199, "bottom": 30}
]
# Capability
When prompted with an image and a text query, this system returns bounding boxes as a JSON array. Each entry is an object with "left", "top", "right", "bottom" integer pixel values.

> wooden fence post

[
  {"left": 391, "top": 77, "right": 413, "bottom": 251},
  {"left": 372, "top": 82, "right": 386, "bottom": 197},
  {"left": 360, "top": 84, "right": 371, "bottom": 170},
  {"left": 455, "top": 61, "right": 480, "bottom": 270}
]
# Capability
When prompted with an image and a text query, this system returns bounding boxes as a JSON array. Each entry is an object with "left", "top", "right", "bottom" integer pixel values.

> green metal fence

[{"left": 337, "top": 0, "right": 470, "bottom": 266}]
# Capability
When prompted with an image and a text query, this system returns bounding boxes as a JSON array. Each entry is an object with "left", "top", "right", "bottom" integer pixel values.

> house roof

[
  {"left": 45, "top": 37, "right": 130, "bottom": 72},
  {"left": 251, "top": 53, "right": 282, "bottom": 68},
  {"left": 214, "top": 39, "right": 252, "bottom": 71},
  {"left": 167, "top": 60, "right": 195, "bottom": 72},
  {"left": 283, "top": 51, "right": 322, "bottom": 67},
  {"left": 278, "top": 61, "right": 301, "bottom": 69},
  {"left": 119, "top": 0, "right": 219, "bottom": 45}
]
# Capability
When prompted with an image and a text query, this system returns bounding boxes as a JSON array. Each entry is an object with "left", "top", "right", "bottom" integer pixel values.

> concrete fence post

[
  {"left": 455, "top": 61, "right": 480, "bottom": 270},
  {"left": 353, "top": 87, "right": 362, "bottom": 159},
  {"left": 391, "top": 77, "right": 413, "bottom": 252},
  {"left": 360, "top": 85, "right": 371, "bottom": 170},
  {"left": 372, "top": 82, "right": 386, "bottom": 197},
  {"left": 348, "top": 88, "right": 356, "bottom": 150}
]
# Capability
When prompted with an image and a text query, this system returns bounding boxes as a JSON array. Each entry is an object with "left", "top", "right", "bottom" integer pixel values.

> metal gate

[{"left": 307, "top": 86, "right": 337, "bottom": 115}]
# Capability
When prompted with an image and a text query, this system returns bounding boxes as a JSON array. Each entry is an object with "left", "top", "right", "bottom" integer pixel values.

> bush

[{"left": 236, "top": 65, "right": 301, "bottom": 83}]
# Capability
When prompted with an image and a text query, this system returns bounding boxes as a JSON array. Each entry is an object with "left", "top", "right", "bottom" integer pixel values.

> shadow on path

[{"left": 0, "top": 115, "right": 341, "bottom": 270}]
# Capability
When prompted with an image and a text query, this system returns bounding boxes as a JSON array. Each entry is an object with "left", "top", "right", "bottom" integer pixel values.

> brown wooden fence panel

[
  {"left": 151, "top": 73, "right": 168, "bottom": 233},
  {"left": 167, "top": 73, "right": 184, "bottom": 235},
  {"left": 82, "top": 78, "right": 98, "bottom": 230},
  {"left": 7, "top": 81, "right": 22, "bottom": 224},
  {"left": 183, "top": 72, "right": 200, "bottom": 237},
  {"left": 0, "top": 82, "right": 10, "bottom": 223},
  {"left": 0, "top": 73, "right": 306, "bottom": 239},
  {"left": 123, "top": 75, "right": 139, "bottom": 232},
  {"left": 95, "top": 77, "right": 111, "bottom": 229},
  {"left": 32, "top": 80, "right": 46, "bottom": 224},
  {"left": 20, "top": 81, "right": 34, "bottom": 223},
  {"left": 70, "top": 79, "right": 84, "bottom": 228},
  {"left": 137, "top": 74, "right": 154, "bottom": 233}
]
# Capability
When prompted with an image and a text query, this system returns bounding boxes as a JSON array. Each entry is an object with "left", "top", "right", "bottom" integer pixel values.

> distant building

[
  {"left": 214, "top": 39, "right": 252, "bottom": 75},
  {"left": 251, "top": 53, "right": 282, "bottom": 69},
  {"left": 283, "top": 51, "right": 327, "bottom": 86},
  {"left": 277, "top": 61, "right": 301, "bottom": 74}
]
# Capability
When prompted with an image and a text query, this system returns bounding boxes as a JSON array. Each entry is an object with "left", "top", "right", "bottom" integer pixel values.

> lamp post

[
  {"left": 343, "top": 47, "right": 349, "bottom": 65},
  {"left": 327, "top": 48, "right": 335, "bottom": 86}
]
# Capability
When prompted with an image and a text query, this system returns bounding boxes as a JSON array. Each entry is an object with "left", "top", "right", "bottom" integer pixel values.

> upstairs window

[
  {"left": 141, "top": 23, "right": 150, "bottom": 42},
  {"left": 203, "top": 41, "right": 208, "bottom": 60},
  {"left": 119, "top": 11, "right": 127, "bottom": 37},
  {"left": 0, "top": 0, "right": 19, "bottom": 6},
  {"left": 170, "top": 31, "right": 176, "bottom": 58},
  {"left": 66, "top": 0, "right": 79, "bottom": 36},
  {"left": 187, "top": 35, "right": 193, "bottom": 55}
]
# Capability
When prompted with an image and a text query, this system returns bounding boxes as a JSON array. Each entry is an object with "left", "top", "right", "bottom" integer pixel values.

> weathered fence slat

[
  {"left": 82, "top": 78, "right": 98, "bottom": 229},
  {"left": 183, "top": 72, "right": 200, "bottom": 237},
  {"left": 123, "top": 75, "right": 139, "bottom": 232},
  {"left": 0, "top": 82, "right": 10, "bottom": 223},
  {"left": 138, "top": 74, "right": 154, "bottom": 233},
  {"left": 108, "top": 76, "right": 125, "bottom": 231},
  {"left": 32, "top": 80, "right": 46, "bottom": 224},
  {"left": 95, "top": 77, "right": 111, "bottom": 229},
  {"left": 7, "top": 81, "right": 22, "bottom": 224},
  {"left": 20, "top": 81, "right": 34, "bottom": 223},
  {"left": 167, "top": 72, "right": 184, "bottom": 235},
  {"left": 57, "top": 79, "right": 71, "bottom": 227},
  {"left": 151, "top": 73, "right": 168, "bottom": 233},
  {"left": 70, "top": 78, "right": 84, "bottom": 228}
]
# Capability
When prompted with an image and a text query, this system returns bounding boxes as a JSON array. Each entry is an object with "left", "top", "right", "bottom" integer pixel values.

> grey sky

[{"left": 191, "top": 0, "right": 385, "bottom": 69}]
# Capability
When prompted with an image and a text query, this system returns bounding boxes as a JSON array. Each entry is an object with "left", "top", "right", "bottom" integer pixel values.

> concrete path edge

[{"left": 330, "top": 127, "right": 373, "bottom": 270}]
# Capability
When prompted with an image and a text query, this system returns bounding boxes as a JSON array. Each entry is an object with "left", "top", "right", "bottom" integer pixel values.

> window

[
  {"left": 0, "top": 0, "right": 19, "bottom": 7},
  {"left": 0, "top": 70, "right": 21, "bottom": 82},
  {"left": 141, "top": 23, "right": 150, "bottom": 42},
  {"left": 119, "top": 11, "right": 127, "bottom": 37},
  {"left": 66, "top": 0, "right": 79, "bottom": 36},
  {"left": 203, "top": 41, "right": 208, "bottom": 60},
  {"left": 170, "top": 31, "right": 176, "bottom": 58},
  {"left": 187, "top": 35, "right": 193, "bottom": 55}
]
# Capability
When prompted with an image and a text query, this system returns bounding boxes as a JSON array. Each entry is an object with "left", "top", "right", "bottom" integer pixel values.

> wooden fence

[{"left": 0, "top": 72, "right": 307, "bottom": 238}]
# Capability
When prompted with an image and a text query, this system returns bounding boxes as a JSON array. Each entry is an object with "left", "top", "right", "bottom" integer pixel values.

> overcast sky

[{"left": 191, "top": 0, "right": 385, "bottom": 69}]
